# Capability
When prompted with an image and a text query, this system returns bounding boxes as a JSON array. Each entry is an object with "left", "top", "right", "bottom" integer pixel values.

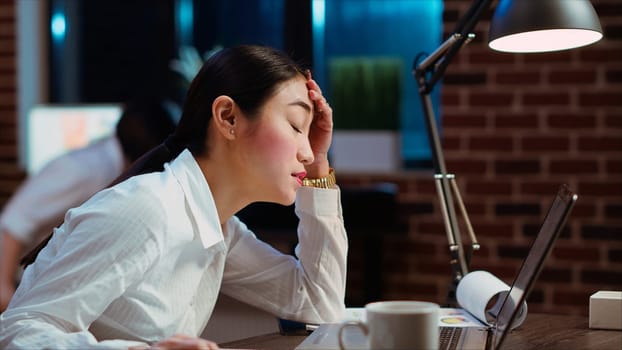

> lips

[{"left": 292, "top": 171, "right": 307, "bottom": 185}]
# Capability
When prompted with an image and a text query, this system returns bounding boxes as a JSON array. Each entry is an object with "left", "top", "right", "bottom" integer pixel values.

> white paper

[
  {"left": 456, "top": 270, "right": 527, "bottom": 329},
  {"left": 438, "top": 308, "right": 487, "bottom": 328},
  {"left": 341, "top": 308, "right": 366, "bottom": 322}
]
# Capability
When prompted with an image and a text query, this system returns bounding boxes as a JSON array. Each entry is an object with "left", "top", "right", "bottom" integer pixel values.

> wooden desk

[{"left": 220, "top": 313, "right": 622, "bottom": 350}]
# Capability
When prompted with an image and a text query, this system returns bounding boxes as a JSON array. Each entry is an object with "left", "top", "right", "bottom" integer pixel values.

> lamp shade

[{"left": 488, "top": 0, "right": 603, "bottom": 53}]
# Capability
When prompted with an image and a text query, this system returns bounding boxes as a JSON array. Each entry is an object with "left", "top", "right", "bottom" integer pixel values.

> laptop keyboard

[{"left": 440, "top": 327, "right": 462, "bottom": 350}]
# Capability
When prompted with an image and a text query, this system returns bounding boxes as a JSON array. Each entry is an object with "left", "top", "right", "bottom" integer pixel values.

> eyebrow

[{"left": 288, "top": 100, "right": 312, "bottom": 114}]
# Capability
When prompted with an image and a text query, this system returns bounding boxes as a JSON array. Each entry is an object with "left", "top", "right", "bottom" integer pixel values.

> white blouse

[{"left": 0, "top": 150, "right": 348, "bottom": 349}]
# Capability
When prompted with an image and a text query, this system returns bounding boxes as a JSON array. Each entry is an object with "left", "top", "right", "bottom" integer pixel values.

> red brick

[
  {"left": 580, "top": 47, "right": 622, "bottom": 63},
  {"left": 0, "top": 144, "right": 17, "bottom": 160},
  {"left": 443, "top": 72, "right": 487, "bottom": 85},
  {"left": 568, "top": 203, "right": 597, "bottom": 219},
  {"left": 494, "top": 160, "right": 541, "bottom": 174},
  {"left": 581, "top": 269, "right": 622, "bottom": 286},
  {"left": 578, "top": 136, "right": 622, "bottom": 152},
  {"left": 417, "top": 261, "right": 453, "bottom": 276},
  {"left": 552, "top": 245, "right": 600, "bottom": 262},
  {"left": 523, "top": 92, "right": 570, "bottom": 106},
  {"left": 445, "top": 159, "right": 488, "bottom": 174},
  {"left": 495, "top": 71, "right": 541, "bottom": 85},
  {"left": 0, "top": 127, "right": 15, "bottom": 142},
  {"left": 606, "top": 160, "right": 622, "bottom": 173},
  {"left": 605, "top": 69, "right": 622, "bottom": 84},
  {"left": 578, "top": 182, "right": 622, "bottom": 197},
  {"left": 539, "top": 267, "right": 573, "bottom": 283},
  {"left": 580, "top": 92, "right": 622, "bottom": 106},
  {"left": 548, "top": 113, "right": 597, "bottom": 129},
  {"left": 549, "top": 69, "right": 597, "bottom": 85},
  {"left": 469, "top": 92, "right": 514, "bottom": 107},
  {"left": 443, "top": 113, "right": 487, "bottom": 128},
  {"left": 520, "top": 136, "right": 570, "bottom": 152},
  {"left": 415, "top": 221, "right": 447, "bottom": 236},
  {"left": 442, "top": 135, "right": 462, "bottom": 150},
  {"left": 0, "top": 5, "right": 15, "bottom": 21},
  {"left": 520, "top": 182, "right": 567, "bottom": 195},
  {"left": 495, "top": 203, "right": 541, "bottom": 217},
  {"left": 553, "top": 290, "right": 594, "bottom": 306},
  {"left": 442, "top": 91, "right": 461, "bottom": 106},
  {"left": 581, "top": 225, "right": 622, "bottom": 241},
  {"left": 466, "top": 181, "right": 513, "bottom": 196},
  {"left": 494, "top": 113, "right": 539, "bottom": 129},
  {"left": 413, "top": 179, "right": 437, "bottom": 195},
  {"left": 605, "top": 114, "right": 622, "bottom": 128},
  {"left": 468, "top": 136, "right": 514, "bottom": 152},
  {"left": 550, "top": 160, "right": 599, "bottom": 174},
  {"left": 469, "top": 221, "right": 514, "bottom": 237}
]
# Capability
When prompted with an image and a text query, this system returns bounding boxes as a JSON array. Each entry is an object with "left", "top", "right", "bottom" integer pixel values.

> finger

[
  {"left": 309, "top": 90, "right": 330, "bottom": 112},
  {"left": 151, "top": 335, "right": 219, "bottom": 350},
  {"left": 306, "top": 77, "right": 323, "bottom": 95}
]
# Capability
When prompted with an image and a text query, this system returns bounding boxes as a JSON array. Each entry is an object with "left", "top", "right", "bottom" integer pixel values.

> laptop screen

[{"left": 493, "top": 184, "right": 577, "bottom": 348}]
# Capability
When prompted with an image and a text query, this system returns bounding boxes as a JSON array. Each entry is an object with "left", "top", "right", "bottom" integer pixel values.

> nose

[{"left": 298, "top": 139, "right": 314, "bottom": 165}]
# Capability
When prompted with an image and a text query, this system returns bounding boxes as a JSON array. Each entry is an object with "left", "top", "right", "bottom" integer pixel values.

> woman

[{"left": 0, "top": 45, "right": 347, "bottom": 349}]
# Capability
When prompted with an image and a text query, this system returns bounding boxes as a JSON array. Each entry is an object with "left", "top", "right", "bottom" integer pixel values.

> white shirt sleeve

[
  {"left": 0, "top": 312, "right": 147, "bottom": 350},
  {"left": 221, "top": 186, "right": 348, "bottom": 324},
  {"left": 0, "top": 189, "right": 162, "bottom": 349}
]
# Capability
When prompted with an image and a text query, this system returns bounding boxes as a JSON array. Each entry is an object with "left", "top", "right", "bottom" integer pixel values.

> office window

[{"left": 312, "top": 0, "right": 443, "bottom": 168}]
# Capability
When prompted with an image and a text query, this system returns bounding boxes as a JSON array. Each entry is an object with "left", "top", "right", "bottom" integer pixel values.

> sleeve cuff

[{"left": 295, "top": 186, "right": 341, "bottom": 217}]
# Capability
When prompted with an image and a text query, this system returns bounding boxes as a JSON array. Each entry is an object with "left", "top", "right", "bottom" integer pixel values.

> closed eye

[{"left": 291, "top": 124, "right": 302, "bottom": 133}]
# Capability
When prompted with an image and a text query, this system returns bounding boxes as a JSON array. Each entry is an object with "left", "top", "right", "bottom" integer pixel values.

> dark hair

[
  {"left": 21, "top": 45, "right": 306, "bottom": 267},
  {"left": 116, "top": 99, "right": 178, "bottom": 162},
  {"left": 110, "top": 45, "right": 306, "bottom": 184}
]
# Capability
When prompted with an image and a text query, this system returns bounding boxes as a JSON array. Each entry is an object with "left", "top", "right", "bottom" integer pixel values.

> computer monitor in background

[{"left": 25, "top": 104, "right": 123, "bottom": 174}]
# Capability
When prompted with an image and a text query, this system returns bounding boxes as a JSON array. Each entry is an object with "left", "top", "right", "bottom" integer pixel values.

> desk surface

[{"left": 220, "top": 313, "right": 622, "bottom": 350}]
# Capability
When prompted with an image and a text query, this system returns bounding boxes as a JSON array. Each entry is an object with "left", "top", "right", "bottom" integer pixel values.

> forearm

[
  {"left": 221, "top": 188, "right": 347, "bottom": 323},
  {"left": 0, "top": 231, "right": 23, "bottom": 284},
  {"left": 0, "top": 310, "right": 147, "bottom": 349},
  {"left": 293, "top": 187, "right": 348, "bottom": 322}
]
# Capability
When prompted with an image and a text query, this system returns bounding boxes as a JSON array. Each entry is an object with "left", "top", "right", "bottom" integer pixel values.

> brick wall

[
  {"left": 0, "top": 0, "right": 24, "bottom": 210},
  {"left": 341, "top": 0, "right": 622, "bottom": 316}
]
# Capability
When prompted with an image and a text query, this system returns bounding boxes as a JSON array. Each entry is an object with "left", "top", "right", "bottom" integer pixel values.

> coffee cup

[{"left": 338, "top": 300, "right": 439, "bottom": 350}]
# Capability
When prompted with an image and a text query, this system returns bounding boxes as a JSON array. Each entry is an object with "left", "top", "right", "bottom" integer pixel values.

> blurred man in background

[{"left": 0, "top": 99, "right": 178, "bottom": 311}]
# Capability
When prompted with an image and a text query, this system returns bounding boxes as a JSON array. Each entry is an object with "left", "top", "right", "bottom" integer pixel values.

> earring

[{"left": 229, "top": 129, "right": 235, "bottom": 135}]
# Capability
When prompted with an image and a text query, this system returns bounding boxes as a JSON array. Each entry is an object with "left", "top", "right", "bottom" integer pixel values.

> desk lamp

[{"left": 413, "top": 0, "right": 602, "bottom": 306}]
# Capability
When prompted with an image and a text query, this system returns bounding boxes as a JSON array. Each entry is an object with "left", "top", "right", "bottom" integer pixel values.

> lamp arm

[
  {"left": 412, "top": 0, "right": 494, "bottom": 307},
  {"left": 420, "top": 0, "right": 494, "bottom": 92}
]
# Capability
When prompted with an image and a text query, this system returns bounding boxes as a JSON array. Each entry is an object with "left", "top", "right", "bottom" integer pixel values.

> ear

[{"left": 212, "top": 95, "right": 237, "bottom": 140}]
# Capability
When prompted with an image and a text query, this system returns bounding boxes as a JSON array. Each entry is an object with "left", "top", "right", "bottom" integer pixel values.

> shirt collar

[{"left": 166, "top": 149, "right": 224, "bottom": 249}]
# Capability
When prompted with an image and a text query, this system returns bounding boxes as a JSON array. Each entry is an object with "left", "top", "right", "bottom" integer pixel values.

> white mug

[{"left": 339, "top": 300, "right": 439, "bottom": 350}]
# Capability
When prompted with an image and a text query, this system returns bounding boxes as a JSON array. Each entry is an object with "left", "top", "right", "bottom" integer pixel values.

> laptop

[{"left": 296, "top": 184, "right": 578, "bottom": 350}]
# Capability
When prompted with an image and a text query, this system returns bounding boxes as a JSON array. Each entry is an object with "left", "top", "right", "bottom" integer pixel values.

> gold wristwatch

[{"left": 302, "top": 168, "right": 336, "bottom": 189}]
